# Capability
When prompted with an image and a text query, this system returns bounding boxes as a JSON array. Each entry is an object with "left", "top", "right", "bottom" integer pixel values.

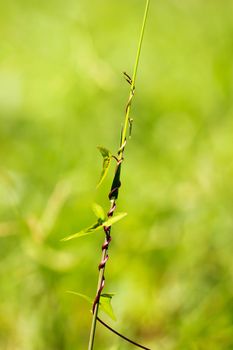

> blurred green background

[{"left": 1, "top": 0, "right": 233, "bottom": 349}]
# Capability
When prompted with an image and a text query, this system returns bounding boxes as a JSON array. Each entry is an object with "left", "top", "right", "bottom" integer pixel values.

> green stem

[
  {"left": 119, "top": 0, "right": 150, "bottom": 156},
  {"left": 88, "top": 248, "right": 106, "bottom": 350},
  {"left": 87, "top": 1, "right": 150, "bottom": 349}
]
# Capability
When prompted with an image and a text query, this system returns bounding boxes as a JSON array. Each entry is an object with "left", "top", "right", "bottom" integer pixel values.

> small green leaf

[
  {"left": 92, "top": 203, "right": 105, "bottom": 221},
  {"left": 67, "top": 291, "right": 116, "bottom": 321},
  {"left": 67, "top": 291, "right": 92, "bottom": 304},
  {"left": 103, "top": 212, "right": 127, "bottom": 227},
  {"left": 97, "top": 146, "right": 112, "bottom": 188},
  {"left": 98, "top": 146, "right": 111, "bottom": 158},
  {"left": 61, "top": 212, "right": 127, "bottom": 241},
  {"left": 61, "top": 221, "right": 102, "bottom": 241},
  {"left": 99, "top": 293, "right": 116, "bottom": 321}
]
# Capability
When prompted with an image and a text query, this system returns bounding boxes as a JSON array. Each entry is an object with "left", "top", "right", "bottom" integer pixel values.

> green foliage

[
  {"left": 67, "top": 291, "right": 92, "bottom": 304},
  {"left": 61, "top": 221, "right": 103, "bottom": 241},
  {"left": 99, "top": 294, "right": 116, "bottom": 321},
  {"left": 97, "top": 146, "right": 112, "bottom": 188},
  {"left": 67, "top": 291, "right": 116, "bottom": 321},
  {"left": 92, "top": 203, "right": 105, "bottom": 221},
  {"left": 102, "top": 212, "right": 127, "bottom": 227},
  {"left": 1, "top": 1, "right": 233, "bottom": 349},
  {"left": 61, "top": 212, "right": 127, "bottom": 241}
]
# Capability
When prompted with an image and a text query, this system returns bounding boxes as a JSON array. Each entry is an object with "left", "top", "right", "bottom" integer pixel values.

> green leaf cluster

[
  {"left": 61, "top": 203, "right": 127, "bottom": 241},
  {"left": 68, "top": 291, "right": 116, "bottom": 321}
]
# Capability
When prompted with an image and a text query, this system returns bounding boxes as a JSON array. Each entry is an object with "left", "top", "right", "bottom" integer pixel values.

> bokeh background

[{"left": 1, "top": 0, "right": 233, "bottom": 349}]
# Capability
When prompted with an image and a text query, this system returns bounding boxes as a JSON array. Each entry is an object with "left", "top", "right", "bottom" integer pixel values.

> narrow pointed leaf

[
  {"left": 92, "top": 203, "right": 105, "bottom": 221},
  {"left": 61, "top": 221, "right": 102, "bottom": 241},
  {"left": 97, "top": 146, "right": 112, "bottom": 188},
  {"left": 103, "top": 212, "right": 127, "bottom": 227},
  {"left": 67, "top": 291, "right": 92, "bottom": 304},
  {"left": 99, "top": 293, "right": 116, "bottom": 321},
  {"left": 98, "top": 146, "right": 111, "bottom": 159}
]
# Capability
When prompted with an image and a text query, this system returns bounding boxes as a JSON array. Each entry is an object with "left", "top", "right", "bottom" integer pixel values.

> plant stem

[
  {"left": 88, "top": 1, "right": 150, "bottom": 349},
  {"left": 119, "top": 0, "right": 150, "bottom": 156},
  {"left": 88, "top": 248, "right": 106, "bottom": 350}
]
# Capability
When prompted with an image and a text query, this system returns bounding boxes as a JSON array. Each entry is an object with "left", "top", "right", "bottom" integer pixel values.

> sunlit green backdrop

[{"left": 1, "top": 1, "right": 233, "bottom": 349}]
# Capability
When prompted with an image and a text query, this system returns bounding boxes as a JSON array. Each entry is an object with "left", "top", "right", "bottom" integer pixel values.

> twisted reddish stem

[{"left": 88, "top": 2, "right": 150, "bottom": 349}]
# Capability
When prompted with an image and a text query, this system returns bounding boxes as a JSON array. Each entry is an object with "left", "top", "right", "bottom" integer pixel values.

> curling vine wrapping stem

[{"left": 88, "top": 1, "right": 150, "bottom": 349}]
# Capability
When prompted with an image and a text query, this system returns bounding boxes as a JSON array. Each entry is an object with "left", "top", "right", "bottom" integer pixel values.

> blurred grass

[{"left": 1, "top": 0, "right": 233, "bottom": 349}]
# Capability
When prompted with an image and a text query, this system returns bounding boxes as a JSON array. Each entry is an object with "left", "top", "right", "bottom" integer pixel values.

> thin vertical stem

[
  {"left": 119, "top": 0, "right": 150, "bottom": 156},
  {"left": 88, "top": 249, "right": 106, "bottom": 350},
  {"left": 88, "top": 1, "right": 150, "bottom": 349}
]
